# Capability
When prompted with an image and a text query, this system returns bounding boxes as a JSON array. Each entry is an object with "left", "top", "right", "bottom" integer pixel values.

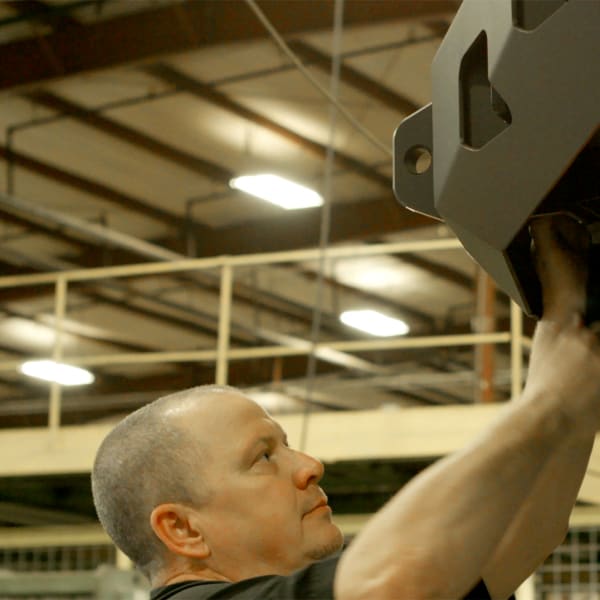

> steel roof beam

[{"left": 0, "top": 0, "right": 459, "bottom": 92}]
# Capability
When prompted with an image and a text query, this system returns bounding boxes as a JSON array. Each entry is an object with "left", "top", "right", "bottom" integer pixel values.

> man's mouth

[{"left": 304, "top": 496, "right": 329, "bottom": 516}]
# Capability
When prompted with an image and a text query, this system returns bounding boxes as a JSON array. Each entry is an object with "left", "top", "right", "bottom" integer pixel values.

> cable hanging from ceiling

[
  {"left": 244, "top": 0, "right": 392, "bottom": 159},
  {"left": 301, "top": 0, "right": 346, "bottom": 451},
  {"left": 246, "top": 0, "right": 349, "bottom": 450}
]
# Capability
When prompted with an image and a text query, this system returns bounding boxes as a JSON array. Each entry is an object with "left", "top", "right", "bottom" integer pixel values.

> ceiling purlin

[
  {"left": 286, "top": 40, "right": 420, "bottom": 115},
  {"left": 143, "top": 63, "right": 391, "bottom": 189},
  {"left": 0, "top": 0, "right": 459, "bottom": 93},
  {"left": 22, "top": 90, "right": 233, "bottom": 183},
  {"left": 0, "top": 144, "right": 193, "bottom": 232}
]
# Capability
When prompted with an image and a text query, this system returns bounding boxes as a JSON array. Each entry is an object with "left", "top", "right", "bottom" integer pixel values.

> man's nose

[{"left": 293, "top": 451, "right": 325, "bottom": 489}]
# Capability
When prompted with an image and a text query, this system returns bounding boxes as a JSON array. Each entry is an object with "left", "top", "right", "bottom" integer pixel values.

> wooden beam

[
  {"left": 144, "top": 63, "right": 391, "bottom": 188},
  {"left": 192, "top": 196, "right": 435, "bottom": 255},
  {"left": 287, "top": 40, "right": 420, "bottom": 115},
  {"left": 0, "top": 0, "right": 459, "bottom": 92}
]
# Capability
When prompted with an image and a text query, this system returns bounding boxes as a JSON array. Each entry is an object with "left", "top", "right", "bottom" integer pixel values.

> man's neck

[{"left": 153, "top": 566, "right": 230, "bottom": 588}]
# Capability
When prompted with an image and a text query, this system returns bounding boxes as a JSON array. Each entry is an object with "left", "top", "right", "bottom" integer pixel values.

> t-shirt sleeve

[
  {"left": 462, "top": 579, "right": 516, "bottom": 600},
  {"left": 463, "top": 580, "right": 492, "bottom": 599}
]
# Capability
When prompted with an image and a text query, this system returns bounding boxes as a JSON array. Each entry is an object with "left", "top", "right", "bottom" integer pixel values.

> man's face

[{"left": 177, "top": 391, "right": 344, "bottom": 581}]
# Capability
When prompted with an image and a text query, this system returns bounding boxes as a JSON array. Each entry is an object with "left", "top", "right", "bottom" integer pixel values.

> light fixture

[
  {"left": 230, "top": 174, "right": 323, "bottom": 210},
  {"left": 340, "top": 309, "right": 410, "bottom": 337},
  {"left": 20, "top": 360, "right": 95, "bottom": 386}
]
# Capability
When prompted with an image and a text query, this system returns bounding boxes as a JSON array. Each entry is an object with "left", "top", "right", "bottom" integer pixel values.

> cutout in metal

[
  {"left": 512, "top": 0, "right": 567, "bottom": 31},
  {"left": 404, "top": 145, "right": 432, "bottom": 175},
  {"left": 459, "top": 31, "right": 512, "bottom": 149}
]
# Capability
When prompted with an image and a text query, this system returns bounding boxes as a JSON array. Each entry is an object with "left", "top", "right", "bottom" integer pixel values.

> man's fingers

[{"left": 530, "top": 215, "right": 589, "bottom": 320}]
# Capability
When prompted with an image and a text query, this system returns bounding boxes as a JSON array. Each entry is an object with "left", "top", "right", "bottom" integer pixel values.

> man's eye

[{"left": 258, "top": 451, "right": 271, "bottom": 462}]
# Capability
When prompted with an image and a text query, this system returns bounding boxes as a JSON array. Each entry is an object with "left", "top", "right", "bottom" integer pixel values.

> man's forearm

[
  {"left": 482, "top": 430, "right": 595, "bottom": 599},
  {"left": 335, "top": 390, "right": 570, "bottom": 600}
]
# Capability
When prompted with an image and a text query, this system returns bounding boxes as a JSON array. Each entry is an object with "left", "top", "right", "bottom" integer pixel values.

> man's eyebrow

[
  {"left": 274, "top": 422, "right": 288, "bottom": 442},
  {"left": 243, "top": 425, "right": 288, "bottom": 458}
]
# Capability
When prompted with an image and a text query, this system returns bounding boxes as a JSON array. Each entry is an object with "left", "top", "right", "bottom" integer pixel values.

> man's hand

[
  {"left": 530, "top": 214, "right": 589, "bottom": 322},
  {"left": 526, "top": 216, "right": 600, "bottom": 431}
]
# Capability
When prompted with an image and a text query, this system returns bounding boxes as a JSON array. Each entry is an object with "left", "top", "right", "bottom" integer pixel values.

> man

[{"left": 92, "top": 217, "right": 600, "bottom": 599}]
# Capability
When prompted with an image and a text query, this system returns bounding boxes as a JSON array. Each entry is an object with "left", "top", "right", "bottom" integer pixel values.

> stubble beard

[{"left": 306, "top": 527, "right": 344, "bottom": 561}]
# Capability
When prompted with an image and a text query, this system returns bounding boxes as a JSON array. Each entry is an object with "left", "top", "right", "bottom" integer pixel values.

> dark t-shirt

[{"left": 150, "top": 554, "right": 514, "bottom": 599}]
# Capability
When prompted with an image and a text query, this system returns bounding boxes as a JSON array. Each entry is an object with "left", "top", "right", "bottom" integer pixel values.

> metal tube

[
  {"left": 216, "top": 264, "right": 233, "bottom": 385},
  {"left": 510, "top": 300, "right": 524, "bottom": 398},
  {"left": 0, "top": 191, "right": 182, "bottom": 262},
  {"left": 0, "top": 331, "right": 511, "bottom": 371},
  {"left": 0, "top": 238, "right": 463, "bottom": 289},
  {"left": 48, "top": 278, "right": 67, "bottom": 430},
  {"left": 325, "top": 332, "right": 510, "bottom": 352},
  {"left": 473, "top": 268, "right": 497, "bottom": 402},
  {"left": 5, "top": 127, "right": 14, "bottom": 195}
]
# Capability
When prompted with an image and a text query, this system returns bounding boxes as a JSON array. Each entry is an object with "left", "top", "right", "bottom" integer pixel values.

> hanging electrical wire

[
  {"left": 244, "top": 0, "right": 392, "bottom": 159},
  {"left": 297, "top": 0, "right": 345, "bottom": 451}
]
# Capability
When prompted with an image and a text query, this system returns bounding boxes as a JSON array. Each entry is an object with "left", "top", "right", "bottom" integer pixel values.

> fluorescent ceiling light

[
  {"left": 340, "top": 309, "right": 409, "bottom": 337},
  {"left": 230, "top": 174, "right": 323, "bottom": 210},
  {"left": 20, "top": 360, "right": 95, "bottom": 386}
]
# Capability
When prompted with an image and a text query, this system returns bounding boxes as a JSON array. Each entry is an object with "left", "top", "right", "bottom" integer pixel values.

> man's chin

[{"left": 306, "top": 526, "right": 344, "bottom": 561}]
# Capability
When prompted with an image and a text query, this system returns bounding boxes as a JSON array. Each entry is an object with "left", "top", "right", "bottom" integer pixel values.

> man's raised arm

[{"left": 334, "top": 217, "right": 600, "bottom": 600}]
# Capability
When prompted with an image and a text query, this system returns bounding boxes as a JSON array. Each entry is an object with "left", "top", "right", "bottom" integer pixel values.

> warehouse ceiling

[{"left": 0, "top": 0, "right": 533, "bottom": 442}]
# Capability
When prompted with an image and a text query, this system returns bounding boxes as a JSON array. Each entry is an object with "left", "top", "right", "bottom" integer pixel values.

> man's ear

[{"left": 150, "top": 503, "right": 210, "bottom": 559}]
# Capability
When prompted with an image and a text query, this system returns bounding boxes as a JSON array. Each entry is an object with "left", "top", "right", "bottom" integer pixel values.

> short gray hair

[{"left": 91, "top": 385, "right": 238, "bottom": 579}]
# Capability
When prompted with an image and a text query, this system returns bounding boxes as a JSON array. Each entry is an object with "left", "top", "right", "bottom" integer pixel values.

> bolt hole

[{"left": 404, "top": 145, "right": 432, "bottom": 175}]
